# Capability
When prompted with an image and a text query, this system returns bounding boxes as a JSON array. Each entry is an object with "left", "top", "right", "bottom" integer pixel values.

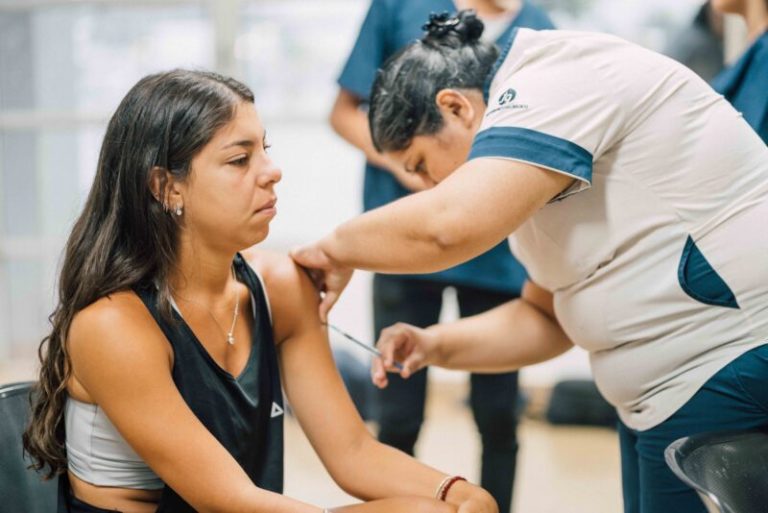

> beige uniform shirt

[{"left": 470, "top": 28, "right": 768, "bottom": 430}]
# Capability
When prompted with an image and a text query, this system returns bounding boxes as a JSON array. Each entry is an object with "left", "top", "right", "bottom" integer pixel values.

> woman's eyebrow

[{"left": 220, "top": 139, "right": 255, "bottom": 150}]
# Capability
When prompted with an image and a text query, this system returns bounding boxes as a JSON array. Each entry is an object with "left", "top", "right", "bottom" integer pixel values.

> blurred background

[{"left": 0, "top": 1, "right": 749, "bottom": 511}]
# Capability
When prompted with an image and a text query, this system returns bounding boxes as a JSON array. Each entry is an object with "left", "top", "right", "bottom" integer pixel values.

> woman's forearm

[
  {"left": 334, "top": 436, "right": 448, "bottom": 501},
  {"left": 331, "top": 433, "right": 493, "bottom": 513},
  {"left": 428, "top": 298, "right": 573, "bottom": 373}
]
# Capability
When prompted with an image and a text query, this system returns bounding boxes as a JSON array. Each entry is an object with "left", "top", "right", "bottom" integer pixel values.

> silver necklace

[{"left": 172, "top": 269, "right": 241, "bottom": 345}]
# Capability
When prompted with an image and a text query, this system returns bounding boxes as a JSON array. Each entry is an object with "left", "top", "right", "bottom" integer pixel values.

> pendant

[{"left": 227, "top": 334, "right": 235, "bottom": 345}]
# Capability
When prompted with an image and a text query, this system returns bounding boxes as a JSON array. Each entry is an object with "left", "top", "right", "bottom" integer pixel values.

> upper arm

[
  {"left": 420, "top": 157, "right": 573, "bottom": 262},
  {"left": 68, "top": 293, "right": 259, "bottom": 511},
  {"left": 249, "top": 251, "right": 372, "bottom": 477}
]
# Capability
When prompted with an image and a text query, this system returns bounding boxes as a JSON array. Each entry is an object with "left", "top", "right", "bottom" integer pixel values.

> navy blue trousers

[
  {"left": 373, "top": 275, "right": 521, "bottom": 513},
  {"left": 619, "top": 344, "right": 768, "bottom": 513}
]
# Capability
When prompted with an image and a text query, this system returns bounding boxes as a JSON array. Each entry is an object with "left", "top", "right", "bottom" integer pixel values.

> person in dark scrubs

[
  {"left": 330, "top": 3, "right": 554, "bottom": 511},
  {"left": 711, "top": 0, "right": 768, "bottom": 143},
  {"left": 22, "top": 70, "right": 497, "bottom": 513}
]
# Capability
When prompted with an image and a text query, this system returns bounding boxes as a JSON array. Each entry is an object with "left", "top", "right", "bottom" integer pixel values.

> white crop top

[{"left": 65, "top": 397, "right": 163, "bottom": 489}]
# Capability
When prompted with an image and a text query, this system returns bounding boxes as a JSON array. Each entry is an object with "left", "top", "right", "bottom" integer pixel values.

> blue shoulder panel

[{"left": 469, "top": 126, "right": 593, "bottom": 187}]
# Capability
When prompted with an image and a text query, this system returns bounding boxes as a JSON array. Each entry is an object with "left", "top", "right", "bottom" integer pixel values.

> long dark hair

[
  {"left": 368, "top": 10, "right": 498, "bottom": 152},
  {"left": 23, "top": 69, "right": 254, "bottom": 477}
]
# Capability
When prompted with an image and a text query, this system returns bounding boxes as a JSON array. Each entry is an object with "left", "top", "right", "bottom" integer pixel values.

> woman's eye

[
  {"left": 229, "top": 156, "right": 249, "bottom": 167},
  {"left": 263, "top": 142, "right": 271, "bottom": 152}
]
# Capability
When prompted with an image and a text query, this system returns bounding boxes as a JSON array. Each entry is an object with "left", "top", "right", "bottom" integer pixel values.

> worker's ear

[{"left": 435, "top": 89, "right": 477, "bottom": 129}]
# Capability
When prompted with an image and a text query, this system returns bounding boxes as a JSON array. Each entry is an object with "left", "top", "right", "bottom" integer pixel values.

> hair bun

[{"left": 422, "top": 10, "right": 484, "bottom": 44}]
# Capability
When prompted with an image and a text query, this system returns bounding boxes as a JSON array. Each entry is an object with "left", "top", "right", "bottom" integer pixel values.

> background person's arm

[
  {"left": 372, "top": 280, "right": 572, "bottom": 385},
  {"left": 330, "top": 0, "right": 427, "bottom": 193},
  {"left": 330, "top": 89, "right": 429, "bottom": 191},
  {"left": 251, "top": 250, "right": 496, "bottom": 513}
]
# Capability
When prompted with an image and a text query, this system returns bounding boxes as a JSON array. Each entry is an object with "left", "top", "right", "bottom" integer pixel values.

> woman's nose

[{"left": 258, "top": 159, "right": 282, "bottom": 187}]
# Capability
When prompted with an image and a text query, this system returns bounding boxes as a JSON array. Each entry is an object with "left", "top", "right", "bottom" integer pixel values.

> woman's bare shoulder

[
  {"left": 69, "top": 291, "right": 171, "bottom": 370},
  {"left": 241, "top": 248, "right": 322, "bottom": 340},
  {"left": 242, "top": 248, "right": 316, "bottom": 296},
  {"left": 66, "top": 290, "right": 173, "bottom": 401},
  {"left": 70, "top": 291, "right": 154, "bottom": 338}
]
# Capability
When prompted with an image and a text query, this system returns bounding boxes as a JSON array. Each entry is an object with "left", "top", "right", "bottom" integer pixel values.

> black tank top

[{"left": 136, "top": 254, "right": 284, "bottom": 512}]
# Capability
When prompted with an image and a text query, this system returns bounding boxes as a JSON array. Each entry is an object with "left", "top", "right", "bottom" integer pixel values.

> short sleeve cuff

[
  {"left": 468, "top": 126, "right": 593, "bottom": 201},
  {"left": 337, "top": 72, "right": 373, "bottom": 102}
]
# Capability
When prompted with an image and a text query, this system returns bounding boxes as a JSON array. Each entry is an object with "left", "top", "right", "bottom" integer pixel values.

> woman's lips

[{"left": 255, "top": 198, "right": 277, "bottom": 215}]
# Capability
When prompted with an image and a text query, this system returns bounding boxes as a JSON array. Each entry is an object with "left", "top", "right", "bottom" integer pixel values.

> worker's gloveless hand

[
  {"left": 290, "top": 242, "right": 353, "bottom": 322},
  {"left": 371, "top": 322, "right": 440, "bottom": 387}
]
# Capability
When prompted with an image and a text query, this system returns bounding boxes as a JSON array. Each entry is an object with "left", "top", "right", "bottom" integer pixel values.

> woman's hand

[
  {"left": 446, "top": 481, "right": 498, "bottom": 513},
  {"left": 455, "top": 496, "right": 497, "bottom": 513},
  {"left": 331, "top": 497, "right": 455, "bottom": 513},
  {"left": 371, "top": 323, "right": 441, "bottom": 387},
  {"left": 290, "top": 241, "right": 353, "bottom": 322}
]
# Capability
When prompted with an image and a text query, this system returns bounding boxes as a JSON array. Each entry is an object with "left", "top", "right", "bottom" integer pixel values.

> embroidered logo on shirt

[
  {"left": 498, "top": 88, "right": 517, "bottom": 105},
  {"left": 270, "top": 402, "right": 284, "bottom": 418},
  {"left": 487, "top": 87, "right": 529, "bottom": 117}
]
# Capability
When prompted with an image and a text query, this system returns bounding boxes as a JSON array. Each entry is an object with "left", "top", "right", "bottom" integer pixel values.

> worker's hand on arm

[{"left": 290, "top": 239, "right": 353, "bottom": 322}]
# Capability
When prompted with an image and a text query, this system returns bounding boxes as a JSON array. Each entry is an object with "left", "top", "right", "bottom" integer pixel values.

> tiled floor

[{"left": 1, "top": 360, "right": 622, "bottom": 513}]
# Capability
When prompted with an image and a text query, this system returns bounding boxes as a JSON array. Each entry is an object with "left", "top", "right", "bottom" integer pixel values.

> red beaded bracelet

[{"left": 436, "top": 475, "right": 467, "bottom": 501}]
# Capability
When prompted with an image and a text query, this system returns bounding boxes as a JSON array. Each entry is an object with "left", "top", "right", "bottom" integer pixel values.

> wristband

[{"left": 435, "top": 475, "right": 466, "bottom": 501}]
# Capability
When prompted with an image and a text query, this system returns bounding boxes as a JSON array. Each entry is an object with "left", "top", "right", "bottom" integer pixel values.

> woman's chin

[
  {"left": 245, "top": 225, "right": 270, "bottom": 247},
  {"left": 227, "top": 220, "right": 272, "bottom": 253}
]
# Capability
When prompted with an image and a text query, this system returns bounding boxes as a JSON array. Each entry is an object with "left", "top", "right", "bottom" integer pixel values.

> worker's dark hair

[{"left": 369, "top": 10, "right": 499, "bottom": 152}]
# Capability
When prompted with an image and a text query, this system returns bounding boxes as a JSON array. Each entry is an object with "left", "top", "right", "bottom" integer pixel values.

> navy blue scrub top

[
  {"left": 337, "top": 0, "right": 554, "bottom": 294},
  {"left": 712, "top": 30, "right": 768, "bottom": 145}
]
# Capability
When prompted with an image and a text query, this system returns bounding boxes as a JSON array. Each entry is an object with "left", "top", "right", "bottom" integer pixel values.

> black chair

[
  {"left": 0, "top": 381, "right": 58, "bottom": 513},
  {"left": 665, "top": 429, "right": 768, "bottom": 513}
]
